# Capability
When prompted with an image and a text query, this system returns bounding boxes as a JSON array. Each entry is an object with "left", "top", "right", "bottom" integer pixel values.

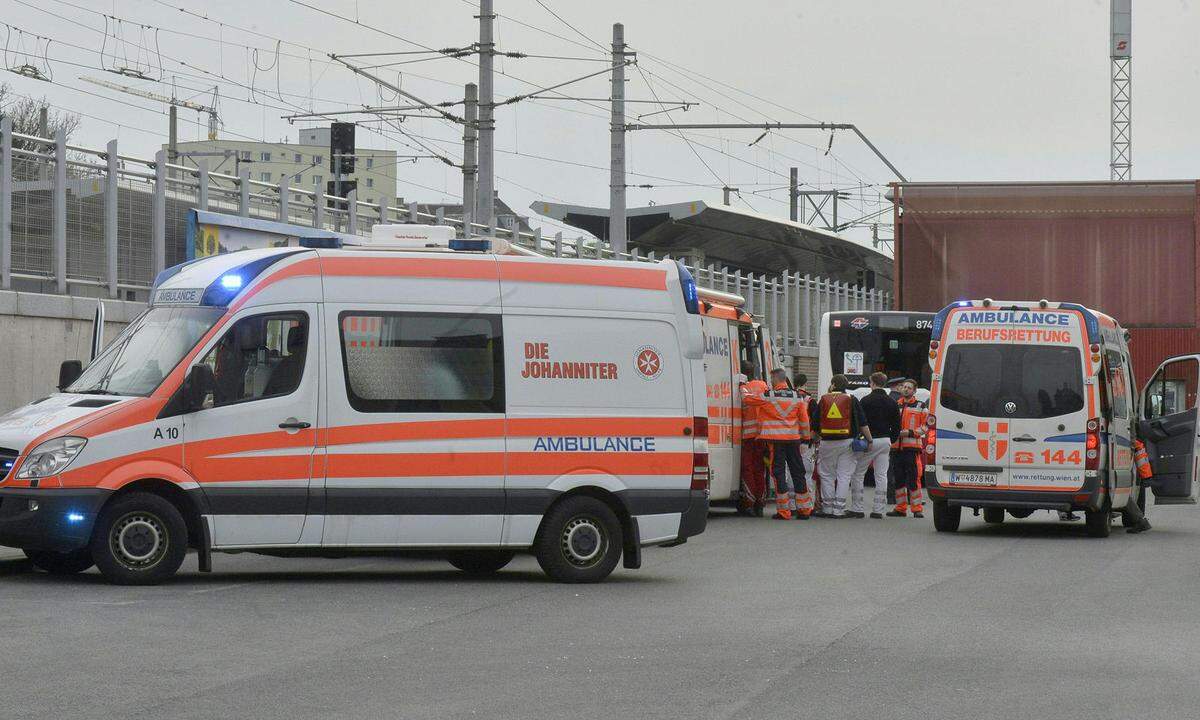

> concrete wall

[
  {"left": 788, "top": 346, "right": 819, "bottom": 390},
  {"left": 0, "top": 291, "right": 146, "bottom": 413}
]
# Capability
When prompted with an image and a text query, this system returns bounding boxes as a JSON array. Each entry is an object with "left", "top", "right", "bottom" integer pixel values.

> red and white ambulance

[
  {"left": 697, "top": 291, "right": 777, "bottom": 505},
  {"left": 0, "top": 232, "right": 710, "bottom": 584},
  {"left": 925, "top": 299, "right": 1142, "bottom": 536}
]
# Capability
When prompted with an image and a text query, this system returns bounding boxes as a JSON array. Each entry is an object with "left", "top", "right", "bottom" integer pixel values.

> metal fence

[{"left": 0, "top": 121, "right": 889, "bottom": 351}]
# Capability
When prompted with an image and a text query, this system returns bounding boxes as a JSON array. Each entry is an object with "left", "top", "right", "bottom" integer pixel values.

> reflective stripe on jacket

[
  {"left": 745, "top": 385, "right": 810, "bottom": 441},
  {"left": 897, "top": 397, "right": 928, "bottom": 451},
  {"left": 740, "top": 379, "right": 768, "bottom": 439}
]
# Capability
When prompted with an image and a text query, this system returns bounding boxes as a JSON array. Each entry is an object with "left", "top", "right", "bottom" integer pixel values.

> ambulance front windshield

[{"left": 67, "top": 306, "right": 224, "bottom": 397}]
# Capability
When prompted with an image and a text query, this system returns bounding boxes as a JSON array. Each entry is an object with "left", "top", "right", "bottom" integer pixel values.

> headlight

[{"left": 16, "top": 437, "right": 87, "bottom": 479}]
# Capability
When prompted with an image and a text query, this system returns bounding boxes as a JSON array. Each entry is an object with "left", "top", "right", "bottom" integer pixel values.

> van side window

[
  {"left": 1104, "top": 350, "right": 1128, "bottom": 419},
  {"left": 200, "top": 312, "right": 309, "bottom": 407},
  {"left": 339, "top": 311, "right": 504, "bottom": 413},
  {"left": 1145, "top": 359, "right": 1199, "bottom": 419}
]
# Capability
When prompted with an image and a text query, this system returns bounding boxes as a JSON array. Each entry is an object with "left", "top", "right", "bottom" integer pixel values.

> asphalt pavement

[{"left": 3, "top": 503, "right": 1198, "bottom": 720}]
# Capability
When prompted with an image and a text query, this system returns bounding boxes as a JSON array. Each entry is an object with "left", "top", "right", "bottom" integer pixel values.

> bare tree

[{"left": 0, "top": 82, "right": 82, "bottom": 179}]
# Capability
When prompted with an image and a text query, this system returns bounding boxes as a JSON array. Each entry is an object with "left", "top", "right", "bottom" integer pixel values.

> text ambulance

[
  {"left": 0, "top": 236, "right": 710, "bottom": 584},
  {"left": 925, "top": 299, "right": 1143, "bottom": 536},
  {"left": 699, "top": 289, "right": 777, "bottom": 505}
]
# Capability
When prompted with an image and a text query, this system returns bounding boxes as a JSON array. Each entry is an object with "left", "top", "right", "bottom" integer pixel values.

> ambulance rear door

[
  {"left": 934, "top": 310, "right": 1013, "bottom": 490},
  {"left": 1001, "top": 311, "right": 1090, "bottom": 494},
  {"left": 1139, "top": 354, "right": 1200, "bottom": 504},
  {"left": 701, "top": 314, "right": 736, "bottom": 501}
]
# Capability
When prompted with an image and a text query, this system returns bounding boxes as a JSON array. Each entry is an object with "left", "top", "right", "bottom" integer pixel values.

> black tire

[
  {"left": 534, "top": 496, "right": 623, "bottom": 583},
  {"left": 90, "top": 492, "right": 188, "bottom": 585},
  {"left": 24, "top": 548, "right": 94, "bottom": 575},
  {"left": 932, "top": 500, "right": 961, "bottom": 533},
  {"left": 447, "top": 550, "right": 516, "bottom": 575},
  {"left": 1007, "top": 508, "right": 1034, "bottom": 519},
  {"left": 1085, "top": 500, "right": 1113, "bottom": 538},
  {"left": 982, "top": 507, "right": 1005, "bottom": 524}
]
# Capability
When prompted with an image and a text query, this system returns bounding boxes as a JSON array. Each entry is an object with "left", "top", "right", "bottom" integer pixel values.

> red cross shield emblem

[{"left": 977, "top": 421, "right": 1009, "bottom": 461}]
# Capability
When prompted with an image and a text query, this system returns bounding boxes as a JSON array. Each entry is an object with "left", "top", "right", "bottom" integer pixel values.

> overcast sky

[{"left": 2, "top": 0, "right": 1197, "bottom": 245}]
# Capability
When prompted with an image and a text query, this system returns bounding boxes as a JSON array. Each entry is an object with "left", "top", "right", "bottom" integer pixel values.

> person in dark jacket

[{"left": 850, "top": 372, "right": 901, "bottom": 518}]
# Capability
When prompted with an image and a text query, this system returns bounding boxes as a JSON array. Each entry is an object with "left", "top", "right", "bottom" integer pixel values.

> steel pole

[
  {"left": 54, "top": 130, "right": 67, "bottom": 294},
  {"left": 462, "top": 83, "right": 478, "bottom": 237},
  {"left": 0, "top": 117, "right": 11, "bottom": 290},
  {"left": 789, "top": 167, "right": 798, "bottom": 221},
  {"left": 477, "top": 0, "right": 496, "bottom": 231},
  {"left": 105, "top": 139, "right": 118, "bottom": 298},
  {"left": 609, "top": 23, "right": 627, "bottom": 254}
]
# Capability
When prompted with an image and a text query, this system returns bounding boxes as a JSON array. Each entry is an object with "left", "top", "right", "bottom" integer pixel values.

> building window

[
  {"left": 240, "top": 150, "right": 251, "bottom": 160},
  {"left": 313, "top": 155, "right": 323, "bottom": 165},
  {"left": 296, "top": 175, "right": 303, "bottom": 185},
  {"left": 313, "top": 175, "right": 322, "bottom": 186},
  {"left": 366, "top": 158, "right": 374, "bottom": 169},
  {"left": 294, "top": 153, "right": 302, "bottom": 163},
  {"left": 366, "top": 178, "right": 374, "bottom": 188},
  {"left": 259, "top": 172, "right": 272, "bottom": 182},
  {"left": 338, "top": 311, "right": 504, "bottom": 413},
  {"left": 260, "top": 152, "right": 271, "bottom": 162}
]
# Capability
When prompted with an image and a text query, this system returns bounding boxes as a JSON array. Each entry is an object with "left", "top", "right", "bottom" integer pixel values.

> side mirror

[
  {"left": 160, "top": 364, "right": 215, "bottom": 418},
  {"left": 58, "top": 360, "right": 83, "bottom": 391}
]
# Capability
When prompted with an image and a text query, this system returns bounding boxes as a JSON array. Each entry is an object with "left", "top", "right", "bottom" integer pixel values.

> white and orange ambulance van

[
  {"left": 925, "top": 299, "right": 1143, "bottom": 536},
  {"left": 0, "top": 232, "right": 710, "bottom": 584},
  {"left": 698, "top": 290, "right": 777, "bottom": 506}
]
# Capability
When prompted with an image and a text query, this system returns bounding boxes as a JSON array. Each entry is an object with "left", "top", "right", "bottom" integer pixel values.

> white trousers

[
  {"left": 818, "top": 439, "right": 857, "bottom": 516},
  {"left": 851, "top": 438, "right": 892, "bottom": 514}
]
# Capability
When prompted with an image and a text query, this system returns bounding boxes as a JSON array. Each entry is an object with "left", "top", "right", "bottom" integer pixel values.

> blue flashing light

[
  {"left": 219, "top": 274, "right": 243, "bottom": 290},
  {"left": 449, "top": 238, "right": 491, "bottom": 252},
  {"left": 299, "top": 237, "right": 342, "bottom": 249},
  {"left": 1059, "top": 302, "right": 1101, "bottom": 344},
  {"left": 66, "top": 512, "right": 85, "bottom": 523},
  {"left": 199, "top": 251, "right": 306, "bottom": 307},
  {"left": 675, "top": 260, "right": 699, "bottom": 315},
  {"left": 956, "top": 300, "right": 971, "bottom": 307}
]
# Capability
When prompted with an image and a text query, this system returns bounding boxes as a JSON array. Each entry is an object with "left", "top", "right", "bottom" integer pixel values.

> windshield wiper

[{"left": 74, "top": 387, "right": 121, "bottom": 396}]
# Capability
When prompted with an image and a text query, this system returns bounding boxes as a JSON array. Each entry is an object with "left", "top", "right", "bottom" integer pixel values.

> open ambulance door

[{"left": 1138, "top": 354, "right": 1200, "bottom": 505}]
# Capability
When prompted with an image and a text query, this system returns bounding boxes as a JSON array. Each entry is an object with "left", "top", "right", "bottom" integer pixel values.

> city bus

[{"left": 817, "top": 311, "right": 934, "bottom": 400}]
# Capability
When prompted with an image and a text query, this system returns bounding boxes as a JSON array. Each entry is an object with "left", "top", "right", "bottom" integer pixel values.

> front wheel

[
  {"left": 447, "top": 550, "right": 516, "bottom": 575},
  {"left": 535, "top": 496, "right": 623, "bottom": 583},
  {"left": 982, "top": 508, "right": 1005, "bottom": 524},
  {"left": 1085, "top": 501, "right": 1112, "bottom": 538},
  {"left": 932, "top": 500, "right": 961, "bottom": 533},
  {"left": 90, "top": 492, "right": 188, "bottom": 585},
  {"left": 25, "top": 548, "right": 94, "bottom": 575}
]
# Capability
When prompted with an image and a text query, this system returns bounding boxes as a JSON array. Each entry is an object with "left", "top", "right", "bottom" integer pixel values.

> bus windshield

[
  {"left": 828, "top": 313, "right": 932, "bottom": 389},
  {"left": 67, "top": 306, "right": 224, "bottom": 397}
]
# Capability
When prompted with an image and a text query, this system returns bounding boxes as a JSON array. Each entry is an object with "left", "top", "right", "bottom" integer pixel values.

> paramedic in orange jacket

[
  {"left": 888, "top": 379, "right": 928, "bottom": 518},
  {"left": 743, "top": 368, "right": 812, "bottom": 520},
  {"left": 738, "top": 361, "right": 769, "bottom": 516}
]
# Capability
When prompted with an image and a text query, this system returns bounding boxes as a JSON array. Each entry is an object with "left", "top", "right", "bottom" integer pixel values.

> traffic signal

[
  {"left": 330, "top": 122, "right": 355, "bottom": 174},
  {"left": 326, "top": 179, "right": 357, "bottom": 201}
]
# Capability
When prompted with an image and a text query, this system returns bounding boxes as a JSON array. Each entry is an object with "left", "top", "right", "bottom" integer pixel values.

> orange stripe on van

[
  {"left": 499, "top": 262, "right": 667, "bottom": 290},
  {"left": 322, "top": 256, "right": 497, "bottom": 280}
]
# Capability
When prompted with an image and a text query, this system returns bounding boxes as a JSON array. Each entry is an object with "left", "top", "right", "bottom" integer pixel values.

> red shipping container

[{"left": 893, "top": 180, "right": 1200, "bottom": 383}]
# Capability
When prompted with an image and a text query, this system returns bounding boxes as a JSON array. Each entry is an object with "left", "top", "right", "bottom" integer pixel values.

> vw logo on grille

[{"left": 1004, "top": 401, "right": 1017, "bottom": 414}]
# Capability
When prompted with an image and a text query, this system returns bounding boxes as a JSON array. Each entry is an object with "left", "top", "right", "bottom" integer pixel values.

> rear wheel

[
  {"left": 982, "top": 507, "right": 1005, "bottom": 524},
  {"left": 446, "top": 550, "right": 516, "bottom": 575},
  {"left": 535, "top": 496, "right": 623, "bottom": 583},
  {"left": 1085, "top": 500, "right": 1113, "bottom": 538},
  {"left": 90, "top": 492, "right": 188, "bottom": 585},
  {"left": 932, "top": 500, "right": 961, "bottom": 533},
  {"left": 24, "top": 548, "right": 94, "bottom": 575}
]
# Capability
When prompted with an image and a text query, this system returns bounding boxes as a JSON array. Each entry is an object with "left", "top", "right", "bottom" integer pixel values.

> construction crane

[{"left": 80, "top": 76, "right": 221, "bottom": 150}]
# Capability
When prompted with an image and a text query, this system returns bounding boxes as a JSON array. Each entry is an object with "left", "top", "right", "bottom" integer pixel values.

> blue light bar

[
  {"left": 675, "top": 260, "right": 699, "bottom": 315},
  {"left": 449, "top": 238, "right": 491, "bottom": 252},
  {"left": 66, "top": 512, "right": 85, "bottom": 523},
  {"left": 219, "top": 274, "right": 243, "bottom": 290}
]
